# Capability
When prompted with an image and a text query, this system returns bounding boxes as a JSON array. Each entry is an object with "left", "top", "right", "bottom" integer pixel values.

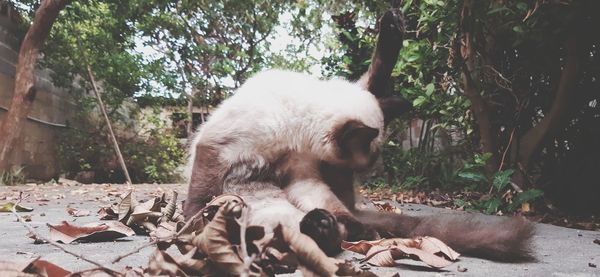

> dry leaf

[
  {"left": 272, "top": 224, "right": 338, "bottom": 277},
  {"left": 335, "top": 261, "right": 378, "bottom": 277},
  {"left": 343, "top": 236, "right": 459, "bottom": 269},
  {"left": 161, "top": 190, "right": 178, "bottom": 223},
  {"left": 117, "top": 189, "right": 136, "bottom": 222},
  {"left": 341, "top": 240, "right": 383, "bottom": 255},
  {"left": 67, "top": 207, "right": 91, "bottom": 217},
  {"left": 193, "top": 201, "right": 245, "bottom": 275},
  {"left": 363, "top": 245, "right": 397, "bottom": 267},
  {"left": 372, "top": 201, "right": 402, "bottom": 214},
  {"left": 26, "top": 259, "right": 72, "bottom": 277},
  {"left": 0, "top": 258, "right": 71, "bottom": 277},
  {"left": 0, "top": 260, "right": 36, "bottom": 276},
  {"left": 147, "top": 249, "right": 188, "bottom": 277},
  {"left": 48, "top": 221, "right": 135, "bottom": 243},
  {"left": 97, "top": 207, "right": 118, "bottom": 220},
  {"left": 174, "top": 247, "right": 213, "bottom": 275},
  {"left": 418, "top": 237, "right": 460, "bottom": 261},
  {"left": 391, "top": 243, "right": 454, "bottom": 268}
]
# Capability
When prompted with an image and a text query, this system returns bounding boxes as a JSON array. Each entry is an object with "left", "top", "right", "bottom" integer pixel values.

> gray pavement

[{"left": 0, "top": 183, "right": 599, "bottom": 276}]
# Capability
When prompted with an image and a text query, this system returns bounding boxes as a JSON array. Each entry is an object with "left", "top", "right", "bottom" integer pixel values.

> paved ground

[{"left": 1, "top": 183, "right": 599, "bottom": 276}]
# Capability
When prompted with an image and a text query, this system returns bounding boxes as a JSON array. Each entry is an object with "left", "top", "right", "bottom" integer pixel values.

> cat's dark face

[
  {"left": 330, "top": 119, "right": 381, "bottom": 171},
  {"left": 329, "top": 95, "right": 411, "bottom": 171}
]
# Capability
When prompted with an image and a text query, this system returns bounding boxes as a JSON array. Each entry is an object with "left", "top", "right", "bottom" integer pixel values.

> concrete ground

[{"left": 0, "top": 183, "right": 599, "bottom": 276}]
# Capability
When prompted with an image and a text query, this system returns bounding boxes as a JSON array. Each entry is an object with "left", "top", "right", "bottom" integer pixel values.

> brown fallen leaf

[
  {"left": 394, "top": 242, "right": 455, "bottom": 268},
  {"left": 27, "top": 259, "right": 72, "bottom": 277},
  {"left": 67, "top": 207, "right": 91, "bottom": 217},
  {"left": 193, "top": 201, "right": 245, "bottom": 276},
  {"left": 117, "top": 189, "right": 136, "bottom": 222},
  {"left": 272, "top": 224, "right": 338, "bottom": 276},
  {"left": 97, "top": 206, "right": 118, "bottom": 220},
  {"left": 343, "top": 236, "right": 460, "bottom": 269},
  {"left": 372, "top": 201, "right": 402, "bottom": 214},
  {"left": 335, "top": 260, "right": 378, "bottom": 277},
  {"left": 0, "top": 258, "right": 71, "bottom": 277},
  {"left": 0, "top": 260, "right": 35, "bottom": 276},
  {"left": 147, "top": 249, "right": 189, "bottom": 277},
  {"left": 127, "top": 196, "right": 162, "bottom": 226},
  {"left": 70, "top": 267, "right": 137, "bottom": 277},
  {"left": 48, "top": 221, "right": 135, "bottom": 243},
  {"left": 414, "top": 237, "right": 460, "bottom": 261}
]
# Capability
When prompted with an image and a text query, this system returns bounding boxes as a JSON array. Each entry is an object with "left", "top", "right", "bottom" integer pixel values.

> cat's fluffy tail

[{"left": 355, "top": 210, "right": 535, "bottom": 262}]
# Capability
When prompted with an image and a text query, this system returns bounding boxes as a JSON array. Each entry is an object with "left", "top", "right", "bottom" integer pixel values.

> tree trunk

[
  {"left": 459, "top": 0, "right": 499, "bottom": 175},
  {"left": 0, "top": 0, "right": 70, "bottom": 170},
  {"left": 186, "top": 87, "right": 195, "bottom": 136},
  {"left": 517, "top": 36, "right": 580, "bottom": 169}
]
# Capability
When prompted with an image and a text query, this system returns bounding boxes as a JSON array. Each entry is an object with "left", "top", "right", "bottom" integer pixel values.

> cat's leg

[
  {"left": 225, "top": 181, "right": 306, "bottom": 232},
  {"left": 284, "top": 179, "right": 378, "bottom": 246}
]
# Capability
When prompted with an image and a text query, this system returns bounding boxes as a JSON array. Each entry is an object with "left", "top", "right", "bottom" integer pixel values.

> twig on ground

[
  {"left": 111, "top": 203, "right": 208, "bottom": 264},
  {"left": 11, "top": 192, "right": 117, "bottom": 272}
]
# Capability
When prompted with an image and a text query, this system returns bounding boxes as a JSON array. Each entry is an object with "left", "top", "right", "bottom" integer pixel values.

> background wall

[{"left": 0, "top": 3, "right": 76, "bottom": 180}]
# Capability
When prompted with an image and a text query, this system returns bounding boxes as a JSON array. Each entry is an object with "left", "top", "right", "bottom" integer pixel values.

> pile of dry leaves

[{"left": 1, "top": 189, "right": 461, "bottom": 276}]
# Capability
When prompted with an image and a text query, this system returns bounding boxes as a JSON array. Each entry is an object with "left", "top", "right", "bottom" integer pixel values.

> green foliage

[
  {"left": 0, "top": 166, "right": 25, "bottom": 186},
  {"left": 57, "top": 117, "right": 186, "bottom": 184},
  {"left": 492, "top": 169, "right": 515, "bottom": 192}
]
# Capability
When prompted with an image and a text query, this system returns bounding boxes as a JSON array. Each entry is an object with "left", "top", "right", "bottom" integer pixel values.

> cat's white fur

[
  {"left": 184, "top": 69, "right": 384, "bottom": 181},
  {"left": 183, "top": 69, "right": 385, "bottom": 230}
]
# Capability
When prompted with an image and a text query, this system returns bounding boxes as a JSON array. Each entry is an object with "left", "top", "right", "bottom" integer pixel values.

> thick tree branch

[{"left": 518, "top": 36, "right": 580, "bottom": 168}]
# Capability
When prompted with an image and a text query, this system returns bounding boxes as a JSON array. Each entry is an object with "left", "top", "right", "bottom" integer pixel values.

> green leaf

[
  {"left": 0, "top": 202, "right": 34, "bottom": 212},
  {"left": 425, "top": 83, "right": 435, "bottom": 96},
  {"left": 474, "top": 153, "right": 492, "bottom": 165},
  {"left": 483, "top": 198, "right": 502, "bottom": 215},
  {"left": 516, "top": 2, "right": 528, "bottom": 11},
  {"left": 509, "top": 189, "right": 544, "bottom": 210},
  {"left": 513, "top": 25, "right": 524, "bottom": 33},
  {"left": 487, "top": 7, "right": 511, "bottom": 15},
  {"left": 412, "top": 96, "right": 427, "bottom": 107},
  {"left": 458, "top": 171, "right": 487, "bottom": 182},
  {"left": 493, "top": 169, "right": 515, "bottom": 191}
]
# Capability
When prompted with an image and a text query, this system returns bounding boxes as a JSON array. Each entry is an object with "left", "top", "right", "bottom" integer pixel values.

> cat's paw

[{"left": 300, "top": 209, "right": 343, "bottom": 256}]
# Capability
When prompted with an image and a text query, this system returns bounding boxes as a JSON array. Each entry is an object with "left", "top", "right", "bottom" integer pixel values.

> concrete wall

[{"left": 0, "top": 3, "right": 76, "bottom": 180}]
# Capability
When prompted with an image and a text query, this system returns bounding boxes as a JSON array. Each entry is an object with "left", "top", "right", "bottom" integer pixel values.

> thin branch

[
  {"left": 111, "top": 204, "right": 209, "bottom": 263},
  {"left": 11, "top": 192, "right": 116, "bottom": 272},
  {"left": 71, "top": 24, "right": 132, "bottom": 185}
]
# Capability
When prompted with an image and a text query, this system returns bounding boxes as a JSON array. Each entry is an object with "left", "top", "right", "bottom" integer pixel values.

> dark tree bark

[
  {"left": 516, "top": 36, "right": 581, "bottom": 170},
  {"left": 459, "top": 0, "right": 499, "bottom": 175},
  {"left": 0, "top": 0, "right": 71, "bottom": 170}
]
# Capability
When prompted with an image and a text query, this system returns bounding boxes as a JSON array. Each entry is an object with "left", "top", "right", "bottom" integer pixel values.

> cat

[{"left": 183, "top": 10, "right": 534, "bottom": 261}]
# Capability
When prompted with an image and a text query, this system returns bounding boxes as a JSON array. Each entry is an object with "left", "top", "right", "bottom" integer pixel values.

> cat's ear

[
  {"left": 335, "top": 120, "right": 379, "bottom": 168},
  {"left": 378, "top": 95, "right": 412, "bottom": 124}
]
